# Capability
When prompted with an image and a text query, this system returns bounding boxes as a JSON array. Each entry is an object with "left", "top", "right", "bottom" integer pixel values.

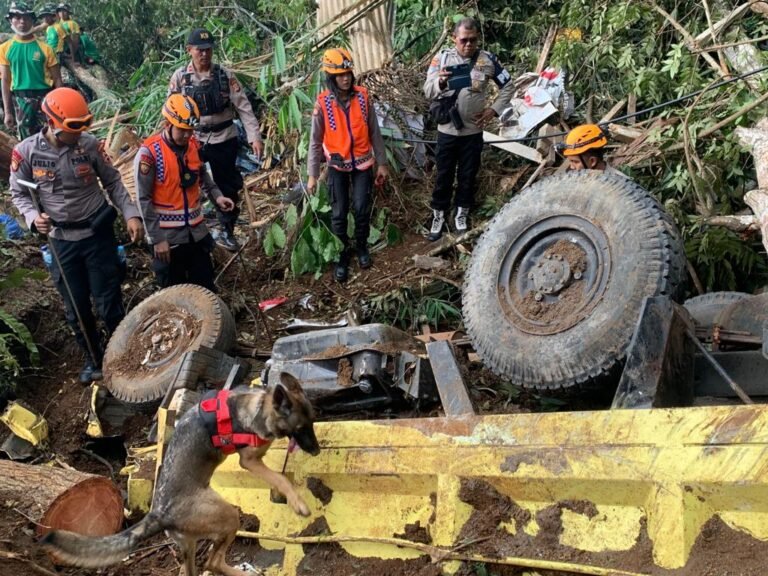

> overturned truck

[{"left": 109, "top": 172, "right": 768, "bottom": 575}]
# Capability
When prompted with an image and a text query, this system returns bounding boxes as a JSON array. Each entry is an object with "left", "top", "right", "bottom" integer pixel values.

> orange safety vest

[
  {"left": 318, "top": 86, "right": 374, "bottom": 172},
  {"left": 144, "top": 133, "right": 204, "bottom": 229}
]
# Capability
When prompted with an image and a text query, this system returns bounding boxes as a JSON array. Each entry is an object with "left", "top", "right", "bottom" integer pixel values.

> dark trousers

[
  {"left": 152, "top": 233, "right": 216, "bottom": 293},
  {"left": 328, "top": 167, "right": 373, "bottom": 250},
  {"left": 49, "top": 229, "right": 124, "bottom": 365},
  {"left": 431, "top": 131, "right": 484, "bottom": 212},
  {"left": 200, "top": 137, "right": 243, "bottom": 232}
]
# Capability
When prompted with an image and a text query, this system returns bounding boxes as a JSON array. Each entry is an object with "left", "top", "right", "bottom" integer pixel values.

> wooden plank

[
  {"left": 627, "top": 94, "right": 637, "bottom": 124},
  {"left": 599, "top": 98, "right": 627, "bottom": 124},
  {"left": 483, "top": 131, "right": 543, "bottom": 163},
  {"left": 535, "top": 24, "right": 558, "bottom": 74}
]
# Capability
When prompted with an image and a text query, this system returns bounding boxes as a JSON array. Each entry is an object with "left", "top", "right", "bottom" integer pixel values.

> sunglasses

[{"left": 457, "top": 36, "right": 479, "bottom": 45}]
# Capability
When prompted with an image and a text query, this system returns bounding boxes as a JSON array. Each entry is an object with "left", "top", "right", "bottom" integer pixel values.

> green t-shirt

[
  {"left": 81, "top": 33, "right": 100, "bottom": 62},
  {"left": 0, "top": 37, "right": 57, "bottom": 91},
  {"left": 46, "top": 25, "right": 60, "bottom": 54}
]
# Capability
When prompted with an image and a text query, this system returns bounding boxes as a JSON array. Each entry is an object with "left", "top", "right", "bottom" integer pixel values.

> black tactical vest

[{"left": 181, "top": 64, "right": 231, "bottom": 117}]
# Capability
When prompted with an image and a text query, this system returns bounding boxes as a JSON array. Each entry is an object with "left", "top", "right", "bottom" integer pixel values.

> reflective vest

[
  {"left": 144, "top": 133, "right": 204, "bottom": 229},
  {"left": 318, "top": 86, "right": 374, "bottom": 172}
]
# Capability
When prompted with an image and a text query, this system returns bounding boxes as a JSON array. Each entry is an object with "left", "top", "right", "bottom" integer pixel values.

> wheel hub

[
  {"left": 137, "top": 310, "right": 199, "bottom": 369},
  {"left": 529, "top": 254, "right": 572, "bottom": 300},
  {"left": 497, "top": 215, "right": 611, "bottom": 335}
]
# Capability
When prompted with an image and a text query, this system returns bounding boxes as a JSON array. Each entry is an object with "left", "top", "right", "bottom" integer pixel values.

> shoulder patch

[
  {"left": 229, "top": 76, "right": 241, "bottom": 92},
  {"left": 10, "top": 149, "right": 22, "bottom": 172},
  {"left": 139, "top": 160, "right": 151, "bottom": 175}
]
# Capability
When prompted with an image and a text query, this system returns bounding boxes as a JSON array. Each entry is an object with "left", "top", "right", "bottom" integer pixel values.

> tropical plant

[{"left": 0, "top": 266, "right": 43, "bottom": 405}]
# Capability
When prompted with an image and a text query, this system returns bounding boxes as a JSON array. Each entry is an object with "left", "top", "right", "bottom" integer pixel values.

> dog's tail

[{"left": 39, "top": 512, "right": 164, "bottom": 567}]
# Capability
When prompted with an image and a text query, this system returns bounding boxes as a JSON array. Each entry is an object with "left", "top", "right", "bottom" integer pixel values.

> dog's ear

[
  {"left": 279, "top": 372, "right": 302, "bottom": 393},
  {"left": 272, "top": 383, "right": 293, "bottom": 418}
]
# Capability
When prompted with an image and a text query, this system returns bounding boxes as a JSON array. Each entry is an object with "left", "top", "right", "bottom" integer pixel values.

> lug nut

[
  {"left": 574, "top": 271, "right": 582, "bottom": 280},
  {"left": 534, "top": 292, "right": 543, "bottom": 302}
]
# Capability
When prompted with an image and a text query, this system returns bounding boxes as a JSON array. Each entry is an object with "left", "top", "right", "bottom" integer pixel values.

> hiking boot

[
  {"left": 334, "top": 262, "right": 349, "bottom": 283},
  {"left": 335, "top": 250, "right": 350, "bottom": 283},
  {"left": 215, "top": 230, "right": 239, "bottom": 252},
  {"left": 427, "top": 209, "right": 445, "bottom": 242},
  {"left": 455, "top": 207, "right": 469, "bottom": 233},
  {"left": 357, "top": 245, "right": 372, "bottom": 269},
  {"left": 79, "top": 360, "right": 103, "bottom": 384}
]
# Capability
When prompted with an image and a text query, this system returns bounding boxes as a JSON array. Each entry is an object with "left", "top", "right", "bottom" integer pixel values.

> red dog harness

[{"left": 199, "top": 390, "right": 271, "bottom": 455}]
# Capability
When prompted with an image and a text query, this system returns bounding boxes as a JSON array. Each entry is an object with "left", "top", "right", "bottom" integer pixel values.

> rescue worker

[
  {"left": 9, "top": 87, "right": 143, "bottom": 383},
  {"left": 423, "top": 17, "right": 514, "bottom": 240},
  {"left": 168, "top": 27, "right": 263, "bottom": 252},
  {"left": 307, "top": 48, "right": 389, "bottom": 283},
  {"left": 560, "top": 124, "right": 626, "bottom": 178},
  {"left": 135, "top": 93, "right": 235, "bottom": 292},
  {"left": 0, "top": 1, "right": 62, "bottom": 139},
  {"left": 51, "top": 2, "right": 79, "bottom": 63},
  {"left": 32, "top": 3, "right": 56, "bottom": 35}
]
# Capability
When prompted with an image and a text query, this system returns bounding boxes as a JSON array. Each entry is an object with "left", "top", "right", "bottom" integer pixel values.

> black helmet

[
  {"left": 6, "top": 1, "right": 36, "bottom": 19},
  {"left": 55, "top": 2, "right": 71, "bottom": 13}
]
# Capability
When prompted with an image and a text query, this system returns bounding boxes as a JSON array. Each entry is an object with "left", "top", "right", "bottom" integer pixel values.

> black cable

[{"left": 385, "top": 63, "right": 768, "bottom": 146}]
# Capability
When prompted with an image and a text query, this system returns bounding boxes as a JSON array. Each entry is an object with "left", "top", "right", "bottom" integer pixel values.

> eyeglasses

[{"left": 457, "top": 37, "right": 479, "bottom": 45}]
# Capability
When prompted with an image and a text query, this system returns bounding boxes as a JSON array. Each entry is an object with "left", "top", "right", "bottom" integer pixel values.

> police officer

[
  {"left": 168, "top": 27, "right": 263, "bottom": 251},
  {"left": 0, "top": 1, "right": 62, "bottom": 139},
  {"left": 9, "top": 87, "right": 143, "bottom": 383},
  {"left": 424, "top": 17, "right": 515, "bottom": 240},
  {"left": 135, "top": 93, "right": 234, "bottom": 292}
]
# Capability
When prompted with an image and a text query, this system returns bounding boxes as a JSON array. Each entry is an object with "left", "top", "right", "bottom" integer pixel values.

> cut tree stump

[{"left": 0, "top": 460, "right": 123, "bottom": 538}]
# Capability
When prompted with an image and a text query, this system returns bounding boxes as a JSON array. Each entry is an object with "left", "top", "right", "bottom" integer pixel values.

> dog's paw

[{"left": 291, "top": 496, "right": 311, "bottom": 517}]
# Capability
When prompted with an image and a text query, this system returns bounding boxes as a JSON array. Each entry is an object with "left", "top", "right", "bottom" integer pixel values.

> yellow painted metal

[
  {"left": 0, "top": 401, "right": 48, "bottom": 445},
  {"left": 205, "top": 405, "right": 768, "bottom": 574},
  {"left": 124, "top": 445, "right": 157, "bottom": 516},
  {"left": 86, "top": 384, "right": 104, "bottom": 438}
]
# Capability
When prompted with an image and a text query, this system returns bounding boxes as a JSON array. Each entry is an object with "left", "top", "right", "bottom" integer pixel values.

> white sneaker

[
  {"left": 455, "top": 207, "right": 469, "bottom": 233},
  {"left": 428, "top": 209, "right": 445, "bottom": 241}
]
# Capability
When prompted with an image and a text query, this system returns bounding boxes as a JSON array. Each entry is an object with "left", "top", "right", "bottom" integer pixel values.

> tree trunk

[
  {"left": 0, "top": 460, "right": 124, "bottom": 538},
  {"left": 65, "top": 62, "right": 120, "bottom": 102}
]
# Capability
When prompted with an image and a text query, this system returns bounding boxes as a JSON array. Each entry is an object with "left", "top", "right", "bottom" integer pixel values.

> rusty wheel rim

[{"left": 498, "top": 215, "right": 611, "bottom": 335}]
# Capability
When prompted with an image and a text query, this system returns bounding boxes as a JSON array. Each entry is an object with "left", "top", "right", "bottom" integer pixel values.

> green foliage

[
  {"left": 0, "top": 286, "right": 40, "bottom": 402},
  {"left": 367, "top": 282, "right": 461, "bottom": 331},
  {"left": 263, "top": 187, "right": 401, "bottom": 278}
]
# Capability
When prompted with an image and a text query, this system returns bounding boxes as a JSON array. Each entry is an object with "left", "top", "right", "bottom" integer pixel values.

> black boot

[
  {"left": 334, "top": 249, "right": 350, "bottom": 283},
  {"left": 357, "top": 244, "right": 372, "bottom": 269},
  {"left": 79, "top": 358, "right": 103, "bottom": 383}
]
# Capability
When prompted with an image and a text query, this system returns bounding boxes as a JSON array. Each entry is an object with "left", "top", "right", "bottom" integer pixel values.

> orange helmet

[
  {"left": 41, "top": 87, "right": 93, "bottom": 133},
  {"left": 321, "top": 48, "right": 353, "bottom": 74},
  {"left": 560, "top": 124, "right": 608, "bottom": 156},
  {"left": 162, "top": 94, "right": 200, "bottom": 129}
]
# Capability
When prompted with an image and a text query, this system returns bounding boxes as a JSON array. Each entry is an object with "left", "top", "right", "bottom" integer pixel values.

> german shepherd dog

[{"left": 41, "top": 373, "right": 320, "bottom": 576}]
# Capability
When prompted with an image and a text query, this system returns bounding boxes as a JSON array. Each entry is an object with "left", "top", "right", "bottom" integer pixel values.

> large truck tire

[
  {"left": 462, "top": 171, "right": 687, "bottom": 390},
  {"left": 683, "top": 291, "right": 751, "bottom": 329},
  {"left": 103, "top": 284, "right": 236, "bottom": 405}
]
